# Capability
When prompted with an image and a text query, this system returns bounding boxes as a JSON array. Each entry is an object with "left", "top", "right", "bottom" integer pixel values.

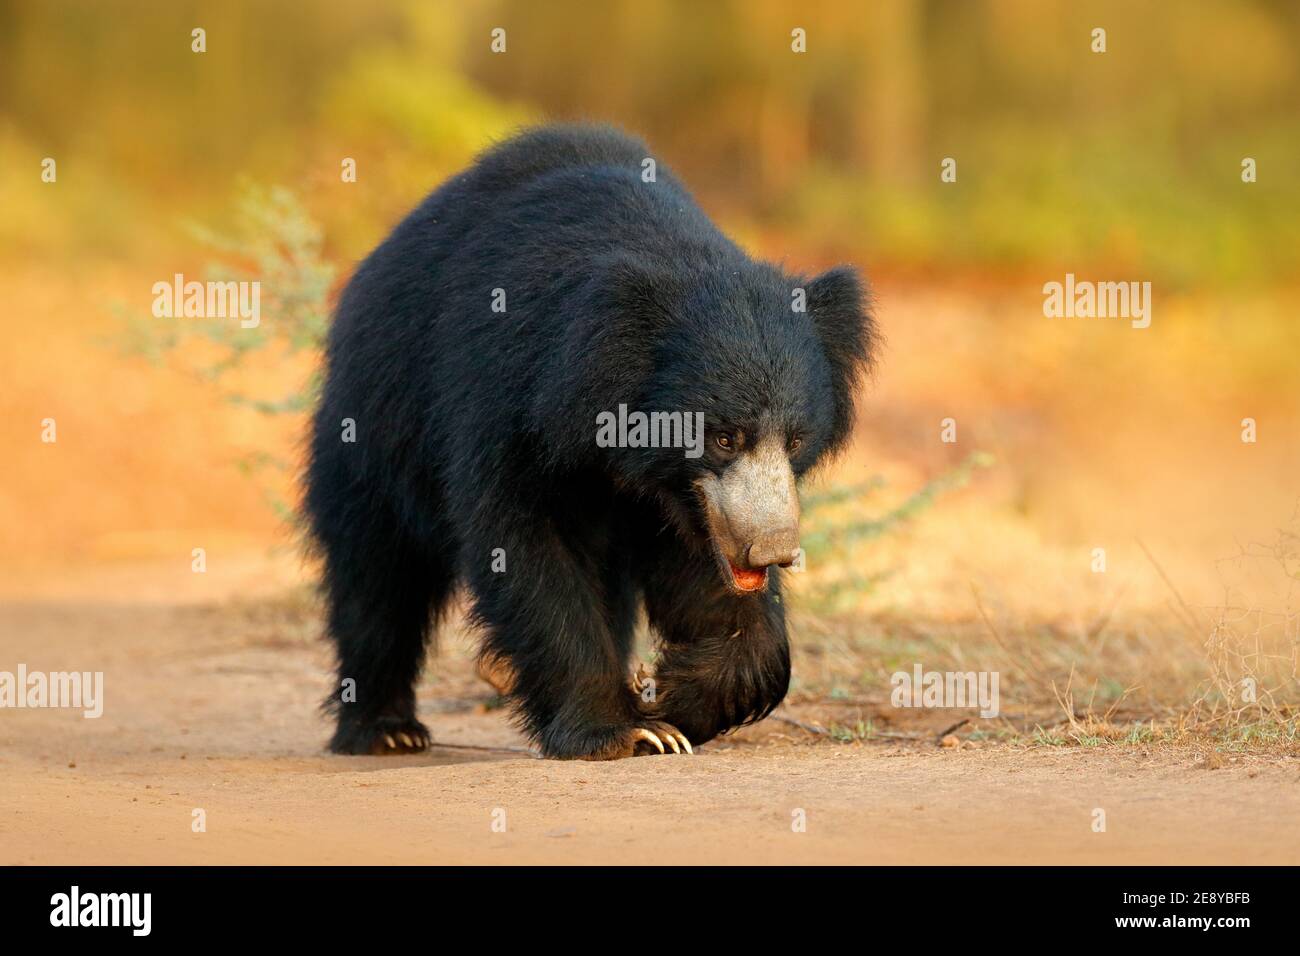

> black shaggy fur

[{"left": 307, "top": 124, "right": 875, "bottom": 759}]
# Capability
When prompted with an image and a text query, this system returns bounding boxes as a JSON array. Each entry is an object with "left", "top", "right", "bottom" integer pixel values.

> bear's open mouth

[{"left": 726, "top": 560, "right": 768, "bottom": 592}]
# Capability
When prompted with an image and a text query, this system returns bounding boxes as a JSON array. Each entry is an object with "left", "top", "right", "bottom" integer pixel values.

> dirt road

[{"left": 2, "top": 599, "right": 1297, "bottom": 866}]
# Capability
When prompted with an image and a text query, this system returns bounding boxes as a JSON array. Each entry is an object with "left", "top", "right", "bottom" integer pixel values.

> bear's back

[{"left": 465, "top": 124, "right": 665, "bottom": 199}]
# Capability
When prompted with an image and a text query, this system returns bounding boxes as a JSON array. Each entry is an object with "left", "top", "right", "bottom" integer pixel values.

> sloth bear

[{"left": 307, "top": 124, "right": 875, "bottom": 760}]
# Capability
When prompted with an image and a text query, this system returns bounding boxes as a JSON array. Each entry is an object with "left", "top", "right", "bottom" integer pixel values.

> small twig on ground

[
  {"left": 935, "top": 718, "right": 970, "bottom": 742},
  {"left": 771, "top": 714, "right": 928, "bottom": 741},
  {"left": 772, "top": 715, "right": 830, "bottom": 736}
]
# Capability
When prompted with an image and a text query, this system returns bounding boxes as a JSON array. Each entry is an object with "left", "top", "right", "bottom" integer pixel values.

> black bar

[{"left": 0, "top": 866, "right": 1285, "bottom": 940}]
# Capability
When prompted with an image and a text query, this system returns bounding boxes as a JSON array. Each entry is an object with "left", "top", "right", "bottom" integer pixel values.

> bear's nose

[{"left": 746, "top": 528, "right": 800, "bottom": 569}]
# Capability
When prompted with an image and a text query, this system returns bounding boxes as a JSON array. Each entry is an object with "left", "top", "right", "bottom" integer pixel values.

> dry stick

[
  {"left": 792, "top": 694, "right": 884, "bottom": 707},
  {"left": 935, "top": 718, "right": 970, "bottom": 742},
  {"left": 771, "top": 714, "right": 926, "bottom": 741},
  {"left": 1137, "top": 538, "right": 1204, "bottom": 636},
  {"left": 772, "top": 715, "right": 830, "bottom": 736}
]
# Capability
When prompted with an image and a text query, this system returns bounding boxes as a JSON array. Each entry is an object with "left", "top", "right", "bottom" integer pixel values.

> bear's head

[{"left": 535, "top": 254, "right": 877, "bottom": 595}]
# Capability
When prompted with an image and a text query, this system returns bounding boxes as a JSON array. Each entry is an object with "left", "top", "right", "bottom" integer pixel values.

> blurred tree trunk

[
  {"left": 857, "top": 0, "right": 926, "bottom": 185},
  {"left": 758, "top": 76, "right": 812, "bottom": 202},
  {"left": 744, "top": 0, "right": 811, "bottom": 205}
]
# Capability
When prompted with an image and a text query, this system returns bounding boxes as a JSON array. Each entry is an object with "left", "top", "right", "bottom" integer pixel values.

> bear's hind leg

[{"left": 317, "top": 499, "right": 457, "bottom": 756}]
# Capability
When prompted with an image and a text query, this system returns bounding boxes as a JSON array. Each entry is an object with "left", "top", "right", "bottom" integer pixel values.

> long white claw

[
  {"left": 397, "top": 732, "right": 414, "bottom": 749},
  {"left": 662, "top": 732, "right": 681, "bottom": 754},
  {"left": 384, "top": 734, "right": 397, "bottom": 750},
  {"left": 632, "top": 728, "right": 665, "bottom": 754},
  {"left": 676, "top": 734, "right": 694, "bottom": 755}
]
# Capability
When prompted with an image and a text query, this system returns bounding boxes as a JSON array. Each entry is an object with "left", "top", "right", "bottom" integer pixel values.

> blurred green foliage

[
  {"left": 121, "top": 182, "right": 333, "bottom": 411},
  {"left": 1, "top": 0, "right": 1296, "bottom": 285},
  {"left": 798, "top": 452, "right": 996, "bottom": 612},
  {"left": 116, "top": 182, "right": 335, "bottom": 524}
]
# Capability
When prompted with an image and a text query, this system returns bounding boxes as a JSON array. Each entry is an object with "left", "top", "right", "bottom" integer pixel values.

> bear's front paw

[
  {"left": 541, "top": 720, "right": 693, "bottom": 760},
  {"left": 638, "top": 678, "right": 734, "bottom": 748}
]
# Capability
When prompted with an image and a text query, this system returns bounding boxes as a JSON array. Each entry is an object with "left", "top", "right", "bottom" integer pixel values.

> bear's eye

[{"left": 716, "top": 433, "right": 735, "bottom": 452}]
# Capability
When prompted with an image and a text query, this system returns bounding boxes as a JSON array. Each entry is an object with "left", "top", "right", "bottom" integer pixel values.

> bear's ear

[{"left": 806, "top": 266, "right": 877, "bottom": 453}]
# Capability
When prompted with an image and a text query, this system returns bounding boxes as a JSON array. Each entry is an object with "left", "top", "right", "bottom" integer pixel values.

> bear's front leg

[
  {"left": 642, "top": 552, "right": 792, "bottom": 747},
  {"left": 468, "top": 531, "right": 692, "bottom": 760}
]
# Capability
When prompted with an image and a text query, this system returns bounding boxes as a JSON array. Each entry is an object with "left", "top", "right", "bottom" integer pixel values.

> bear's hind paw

[{"left": 330, "top": 716, "right": 431, "bottom": 756}]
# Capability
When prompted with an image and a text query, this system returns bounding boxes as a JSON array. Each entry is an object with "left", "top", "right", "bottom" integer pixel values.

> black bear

[{"left": 306, "top": 124, "right": 875, "bottom": 760}]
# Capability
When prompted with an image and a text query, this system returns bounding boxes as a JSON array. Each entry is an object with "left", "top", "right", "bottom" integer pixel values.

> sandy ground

[{"left": 2, "top": 597, "right": 1297, "bottom": 866}]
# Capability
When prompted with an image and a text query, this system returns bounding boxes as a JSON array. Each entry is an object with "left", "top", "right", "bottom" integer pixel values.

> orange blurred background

[{"left": 1, "top": 0, "right": 1297, "bottom": 621}]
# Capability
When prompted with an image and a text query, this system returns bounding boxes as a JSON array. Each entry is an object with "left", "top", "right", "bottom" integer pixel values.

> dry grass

[{"left": 778, "top": 504, "right": 1300, "bottom": 754}]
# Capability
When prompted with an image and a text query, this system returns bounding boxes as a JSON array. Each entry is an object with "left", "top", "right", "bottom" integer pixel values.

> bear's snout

[
  {"left": 698, "top": 434, "right": 801, "bottom": 589},
  {"left": 745, "top": 527, "right": 801, "bottom": 570}
]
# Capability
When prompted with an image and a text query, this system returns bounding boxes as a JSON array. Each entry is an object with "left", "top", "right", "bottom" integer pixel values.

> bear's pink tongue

[{"left": 729, "top": 562, "right": 768, "bottom": 591}]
